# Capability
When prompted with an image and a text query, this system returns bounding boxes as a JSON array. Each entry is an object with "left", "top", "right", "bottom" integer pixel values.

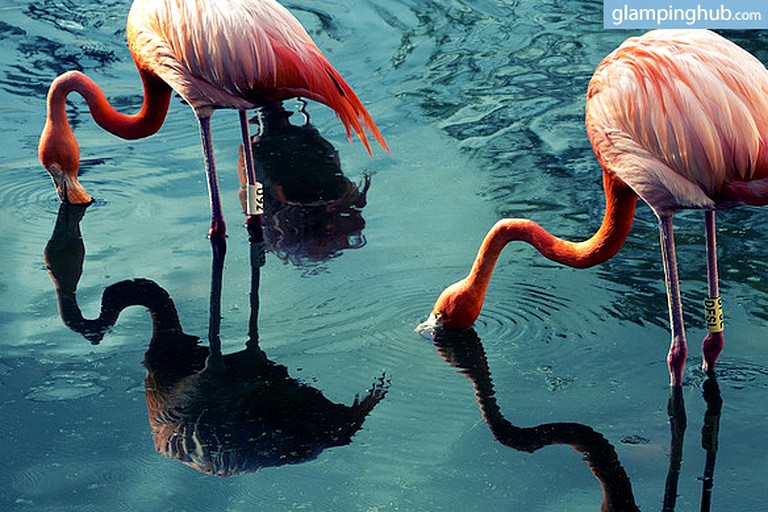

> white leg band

[{"left": 246, "top": 182, "right": 264, "bottom": 215}]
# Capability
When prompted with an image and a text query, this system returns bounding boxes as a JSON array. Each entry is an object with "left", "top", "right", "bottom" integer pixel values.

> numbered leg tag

[
  {"left": 704, "top": 296, "right": 724, "bottom": 334},
  {"left": 247, "top": 182, "right": 264, "bottom": 216}
]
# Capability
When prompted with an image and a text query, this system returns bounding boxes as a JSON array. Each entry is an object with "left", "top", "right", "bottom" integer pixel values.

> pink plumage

[
  {"left": 424, "top": 29, "right": 768, "bottom": 387},
  {"left": 39, "top": 0, "right": 388, "bottom": 239},
  {"left": 587, "top": 29, "right": 768, "bottom": 213},
  {"left": 127, "top": 0, "right": 387, "bottom": 154}
]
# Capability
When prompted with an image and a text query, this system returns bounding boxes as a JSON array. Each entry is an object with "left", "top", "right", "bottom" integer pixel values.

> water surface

[{"left": 2, "top": 0, "right": 768, "bottom": 510}]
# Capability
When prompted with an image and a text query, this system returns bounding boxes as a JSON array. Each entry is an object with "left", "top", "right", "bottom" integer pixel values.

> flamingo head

[
  {"left": 38, "top": 118, "right": 92, "bottom": 204},
  {"left": 417, "top": 278, "right": 484, "bottom": 337}
]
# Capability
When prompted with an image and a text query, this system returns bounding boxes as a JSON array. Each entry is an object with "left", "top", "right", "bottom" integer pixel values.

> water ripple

[
  {"left": 24, "top": 369, "right": 107, "bottom": 401},
  {"left": 2, "top": 168, "right": 62, "bottom": 215},
  {"left": 714, "top": 360, "right": 768, "bottom": 391},
  {"left": 270, "top": 267, "right": 435, "bottom": 356}
]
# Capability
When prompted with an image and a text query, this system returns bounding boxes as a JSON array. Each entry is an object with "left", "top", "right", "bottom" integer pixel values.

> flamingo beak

[
  {"left": 415, "top": 312, "right": 442, "bottom": 339},
  {"left": 46, "top": 163, "right": 93, "bottom": 205}
]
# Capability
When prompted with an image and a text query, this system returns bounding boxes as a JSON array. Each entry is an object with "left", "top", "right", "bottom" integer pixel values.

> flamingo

[
  {"left": 38, "top": 0, "right": 389, "bottom": 239},
  {"left": 422, "top": 29, "right": 768, "bottom": 387}
]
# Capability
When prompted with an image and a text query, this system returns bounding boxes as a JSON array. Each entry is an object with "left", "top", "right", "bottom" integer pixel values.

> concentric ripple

[
  {"left": 713, "top": 360, "right": 768, "bottom": 391},
  {"left": 24, "top": 369, "right": 107, "bottom": 401},
  {"left": 3, "top": 167, "right": 63, "bottom": 219}
]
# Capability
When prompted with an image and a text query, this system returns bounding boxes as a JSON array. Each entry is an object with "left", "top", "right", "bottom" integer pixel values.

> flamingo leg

[
  {"left": 238, "top": 110, "right": 264, "bottom": 244},
  {"left": 659, "top": 215, "right": 688, "bottom": 387},
  {"left": 702, "top": 210, "right": 724, "bottom": 373},
  {"left": 197, "top": 114, "right": 226, "bottom": 240}
]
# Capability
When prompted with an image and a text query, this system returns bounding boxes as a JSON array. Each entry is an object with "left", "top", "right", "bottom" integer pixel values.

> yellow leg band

[{"left": 704, "top": 296, "right": 724, "bottom": 334}]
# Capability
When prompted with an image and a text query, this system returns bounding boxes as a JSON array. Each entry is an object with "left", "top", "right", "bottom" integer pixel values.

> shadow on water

[{"left": 43, "top": 202, "right": 387, "bottom": 477}]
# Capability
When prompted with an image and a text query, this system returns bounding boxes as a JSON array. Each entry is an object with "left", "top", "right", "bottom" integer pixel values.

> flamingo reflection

[
  {"left": 238, "top": 102, "right": 371, "bottom": 266},
  {"left": 699, "top": 374, "right": 723, "bottom": 511},
  {"left": 427, "top": 323, "right": 725, "bottom": 511},
  {"left": 44, "top": 203, "right": 388, "bottom": 476},
  {"left": 430, "top": 328, "right": 638, "bottom": 512},
  {"left": 662, "top": 373, "right": 723, "bottom": 512}
]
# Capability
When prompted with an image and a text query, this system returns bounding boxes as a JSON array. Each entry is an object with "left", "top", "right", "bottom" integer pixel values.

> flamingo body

[
  {"left": 39, "top": 0, "right": 388, "bottom": 237},
  {"left": 587, "top": 29, "right": 768, "bottom": 213},
  {"left": 126, "top": 0, "right": 386, "bottom": 145},
  {"left": 424, "top": 30, "right": 768, "bottom": 386}
]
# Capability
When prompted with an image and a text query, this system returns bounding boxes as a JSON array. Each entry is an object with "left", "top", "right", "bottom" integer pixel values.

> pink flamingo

[
  {"left": 38, "top": 0, "right": 389, "bottom": 239},
  {"left": 423, "top": 30, "right": 768, "bottom": 387}
]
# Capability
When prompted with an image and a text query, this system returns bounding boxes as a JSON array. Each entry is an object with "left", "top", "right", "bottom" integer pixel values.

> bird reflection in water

[
  {"left": 428, "top": 327, "right": 639, "bottom": 512},
  {"left": 43, "top": 203, "right": 388, "bottom": 476},
  {"left": 663, "top": 373, "right": 723, "bottom": 512},
  {"left": 425, "top": 323, "right": 725, "bottom": 511},
  {"left": 237, "top": 102, "right": 371, "bottom": 267}
]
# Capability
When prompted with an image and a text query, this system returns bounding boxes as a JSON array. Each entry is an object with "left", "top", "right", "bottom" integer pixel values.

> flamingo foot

[
  {"left": 701, "top": 331, "right": 724, "bottom": 374},
  {"left": 208, "top": 217, "right": 227, "bottom": 240},
  {"left": 667, "top": 335, "right": 688, "bottom": 387},
  {"left": 245, "top": 214, "right": 263, "bottom": 244}
]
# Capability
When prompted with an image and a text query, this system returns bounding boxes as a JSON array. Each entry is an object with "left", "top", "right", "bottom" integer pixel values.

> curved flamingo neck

[
  {"left": 47, "top": 67, "right": 171, "bottom": 140},
  {"left": 52, "top": 278, "right": 185, "bottom": 344},
  {"left": 466, "top": 171, "right": 637, "bottom": 294},
  {"left": 433, "top": 331, "right": 639, "bottom": 511}
]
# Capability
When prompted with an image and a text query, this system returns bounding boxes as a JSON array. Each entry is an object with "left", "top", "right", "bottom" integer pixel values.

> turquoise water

[{"left": 2, "top": 0, "right": 768, "bottom": 510}]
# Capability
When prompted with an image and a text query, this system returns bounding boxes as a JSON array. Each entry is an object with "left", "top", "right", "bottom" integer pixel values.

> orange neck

[
  {"left": 47, "top": 67, "right": 171, "bottom": 140},
  {"left": 466, "top": 170, "right": 637, "bottom": 294}
]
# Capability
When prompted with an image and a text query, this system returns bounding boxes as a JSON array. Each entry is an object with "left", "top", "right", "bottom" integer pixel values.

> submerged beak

[
  {"left": 415, "top": 312, "right": 442, "bottom": 340},
  {"left": 47, "top": 164, "right": 92, "bottom": 205}
]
